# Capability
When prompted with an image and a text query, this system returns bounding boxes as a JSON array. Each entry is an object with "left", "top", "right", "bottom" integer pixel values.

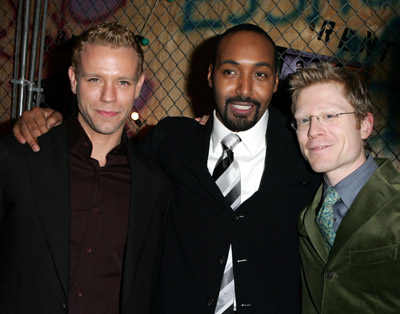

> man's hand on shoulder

[
  {"left": 195, "top": 115, "right": 210, "bottom": 125},
  {"left": 12, "top": 107, "right": 63, "bottom": 152}
]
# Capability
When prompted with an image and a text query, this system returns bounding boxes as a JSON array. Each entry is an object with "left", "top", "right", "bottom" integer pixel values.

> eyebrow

[
  {"left": 81, "top": 72, "right": 136, "bottom": 81},
  {"left": 220, "top": 59, "right": 274, "bottom": 69}
]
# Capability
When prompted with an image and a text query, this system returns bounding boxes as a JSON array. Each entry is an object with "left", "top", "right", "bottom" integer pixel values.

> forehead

[
  {"left": 80, "top": 44, "right": 139, "bottom": 72},
  {"left": 295, "top": 82, "right": 351, "bottom": 113},
  {"left": 215, "top": 31, "right": 275, "bottom": 67}
]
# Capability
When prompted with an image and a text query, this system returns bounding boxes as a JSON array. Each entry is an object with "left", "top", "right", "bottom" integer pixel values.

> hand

[
  {"left": 195, "top": 115, "right": 210, "bottom": 125},
  {"left": 12, "top": 107, "right": 63, "bottom": 152}
]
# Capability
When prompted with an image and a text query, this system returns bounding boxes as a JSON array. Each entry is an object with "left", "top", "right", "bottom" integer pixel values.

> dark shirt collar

[{"left": 67, "top": 115, "right": 128, "bottom": 165}]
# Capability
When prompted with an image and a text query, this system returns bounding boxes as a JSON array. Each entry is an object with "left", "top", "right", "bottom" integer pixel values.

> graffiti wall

[{"left": 0, "top": 0, "right": 399, "bottom": 167}]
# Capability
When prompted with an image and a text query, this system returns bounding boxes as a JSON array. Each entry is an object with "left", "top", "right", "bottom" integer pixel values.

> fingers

[
  {"left": 44, "top": 108, "right": 63, "bottom": 127},
  {"left": 12, "top": 119, "right": 27, "bottom": 144},
  {"left": 13, "top": 117, "right": 41, "bottom": 152},
  {"left": 12, "top": 107, "right": 60, "bottom": 152},
  {"left": 195, "top": 115, "right": 210, "bottom": 126}
]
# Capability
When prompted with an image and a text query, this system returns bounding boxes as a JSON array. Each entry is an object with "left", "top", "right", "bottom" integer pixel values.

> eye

[
  {"left": 297, "top": 117, "right": 310, "bottom": 125},
  {"left": 321, "top": 112, "right": 337, "bottom": 121},
  {"left": 255, "top": 72, "right": 268, "bottom": 79},
  {"left": 87, "top": 77, "right": 99, "bottom": 83},
  {"left": 119, "top": 80, "right": 130, "bottom": 86},
  {"left": 223, "top": 69, "right": 236, "bottom": 76}
]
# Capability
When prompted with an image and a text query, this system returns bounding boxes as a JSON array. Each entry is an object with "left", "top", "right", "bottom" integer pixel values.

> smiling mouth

[
  {"left": 310, "top": 145, "right": 330, "bottom": 151},
  {"left": 230, "top": 103, "right": 255, "bottom": 114},
  {"left": 97, "top": 110, "right": 118, "bottom": 117}
]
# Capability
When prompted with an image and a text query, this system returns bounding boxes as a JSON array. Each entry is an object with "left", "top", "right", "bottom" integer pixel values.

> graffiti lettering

[{"left": 318, "top": 20, "right": 336, "bottom": 42}]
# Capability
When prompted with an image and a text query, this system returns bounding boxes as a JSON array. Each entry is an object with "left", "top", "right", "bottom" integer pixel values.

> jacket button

[
  {"left": 325, "top": 272, "right": 334, "bottom": 279},
  {"left": 218, "top": 256, "right": 226, "bottom": 264},
  {"left": 207, "top": 298, "right": 215, "bottom": 306},
  {"left": 60, "top": 302, "right": 67, "bottom": 311},
  {"left": 232, "top": 214, "right": 240, "bottom": 221}
]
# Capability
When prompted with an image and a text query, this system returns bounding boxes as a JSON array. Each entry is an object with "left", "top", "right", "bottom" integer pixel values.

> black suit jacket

[
  {"left": 139, "top": 107, "right": 322, "bottom": 314},
  {"left": 0, "top": 123, "right": 172, "bottom": 314}
]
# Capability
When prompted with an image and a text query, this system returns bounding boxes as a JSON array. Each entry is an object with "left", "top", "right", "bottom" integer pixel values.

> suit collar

[
  {"left": 188, "top": 115, "right": 230, "bottom": 209},
  {"left": 329, "top": 159, "right": 399, "bottom": 260},
  {"left": 120, "top": 144, "right": 163, "bottom": 306},
  {"left": 302, "top": 159, "right": 400, "bottom": 263}
]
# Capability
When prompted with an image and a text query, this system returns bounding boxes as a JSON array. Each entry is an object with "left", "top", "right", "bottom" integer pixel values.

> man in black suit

[
  {"left": 0, "top": 23, "right": 172, "bottom": 314},
  {"left": 13, "top": 24, "right": 321, "bottom": 313},
  {"left": 141, "top": 24, "right": 321, "bottom": 314}
]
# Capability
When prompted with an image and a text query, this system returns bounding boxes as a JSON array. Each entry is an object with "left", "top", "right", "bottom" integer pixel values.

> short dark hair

[{"left": 211, "top": 23, "right": 277, "bottom": 71}]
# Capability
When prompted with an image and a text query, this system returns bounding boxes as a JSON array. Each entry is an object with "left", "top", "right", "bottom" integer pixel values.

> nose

[
  {"left": 307, "top": 116, "right": 325, "bottom": 138},
  {"left": 100, "top": 82, "right": 117, "bottom": 103},
  {"left": 235, "top": 74, "right": 253, "bottom": 97}
]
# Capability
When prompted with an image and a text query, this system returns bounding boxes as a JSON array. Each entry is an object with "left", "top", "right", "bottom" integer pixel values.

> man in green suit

[{"left": 289, "top": 62, "right": 400, "bottom": 314}]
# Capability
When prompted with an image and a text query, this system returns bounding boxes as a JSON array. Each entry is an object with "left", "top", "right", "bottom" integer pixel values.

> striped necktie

[
  {"left": 212, "top": 133, "right": 241, "bottom": 210},
  {"left": 213, "top": 133, "right": 241, "bottom": 314},
  {"left": 316, "top": 187, "right": 340, "bottom": 251}
]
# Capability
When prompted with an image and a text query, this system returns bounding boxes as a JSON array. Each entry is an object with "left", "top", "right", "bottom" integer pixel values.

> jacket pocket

[{"left": 349, "top": 244, "right": 398, "bottom": 264}]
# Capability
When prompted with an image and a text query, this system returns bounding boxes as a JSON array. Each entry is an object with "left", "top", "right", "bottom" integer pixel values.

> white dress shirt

[
  {"left": 207, "top": 109, "right": 269, "bottom": 203},
  {"left": 207, "top": 109, "right": 269, "bottom": 311}
]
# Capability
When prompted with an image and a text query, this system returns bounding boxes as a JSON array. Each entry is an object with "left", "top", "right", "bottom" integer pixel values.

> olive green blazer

[{"left": 299, "top": 158, "right": 400, "bottom": 314}]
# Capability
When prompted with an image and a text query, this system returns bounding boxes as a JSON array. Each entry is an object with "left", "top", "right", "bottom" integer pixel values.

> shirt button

[
  {"left": 218, "top": 256, "right": 226, "bottom": 264},
  {"left": 77, "top": 291, "right": 83, "bottom": 297},
  {"left": 207, "top": 298, "right": 215, "bottom": 306},
  {"left": 93, "top": 208, "right": 99, "bottom": 213},
  {"left": 86, "top": 248, "right": 92, "bottom": 254},
  {"left": 325, "top": 272, "right": 334, "bottom": 280}
]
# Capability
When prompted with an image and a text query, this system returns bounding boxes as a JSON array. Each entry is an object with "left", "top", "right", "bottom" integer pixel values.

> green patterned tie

[{"left": 316, "top": 187, "right": 340, "bottom": 251}]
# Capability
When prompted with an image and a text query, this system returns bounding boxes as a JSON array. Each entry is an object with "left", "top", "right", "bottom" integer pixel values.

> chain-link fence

[{"left": 1, "top": 0, "right": 399, "bottom": 168}]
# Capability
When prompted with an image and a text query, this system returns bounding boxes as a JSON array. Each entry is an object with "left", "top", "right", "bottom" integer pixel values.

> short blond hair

[
  {"left": 71, "top": 23, "right": 144, "bottom": 78},
  {"left": 289, "top": 62, "right": 372, "bottom": 123}
]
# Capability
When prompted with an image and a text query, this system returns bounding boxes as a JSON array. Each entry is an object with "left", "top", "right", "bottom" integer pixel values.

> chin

[{"left": 308, "top": 160, "right": 334, "bottom": 174}]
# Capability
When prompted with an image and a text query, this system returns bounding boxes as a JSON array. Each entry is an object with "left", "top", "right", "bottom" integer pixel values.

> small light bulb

[{"left": 131, "top": 112, "right": 140, "bottom": 120}]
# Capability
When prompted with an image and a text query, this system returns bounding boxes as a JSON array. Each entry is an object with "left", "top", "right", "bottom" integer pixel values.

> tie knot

[
  {"left": 221, "top": 134, "right": 241, "bottom": 150},
  {"left": 323, "top": 187, "right": 340, "bottom": 206}
]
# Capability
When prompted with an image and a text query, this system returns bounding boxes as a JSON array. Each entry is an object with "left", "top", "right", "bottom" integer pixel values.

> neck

[
  {"left": 90, "top": 134, "right": 122, "bottom": 167},
  {"left": 78, "top": 117, "right": 123, "bottom": 167},
  {"left": 325, "top": 152, "right": 367, "bottom": 186}
]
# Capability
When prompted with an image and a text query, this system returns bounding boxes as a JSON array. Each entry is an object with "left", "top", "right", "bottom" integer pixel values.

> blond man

[{"left": 290, "top": 63, "right": 400, "bottom": 314}]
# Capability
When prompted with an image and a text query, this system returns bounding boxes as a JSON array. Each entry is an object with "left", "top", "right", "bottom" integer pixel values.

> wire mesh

[{"left": 1, "top": 0, "right": 399, "bottom": 169}]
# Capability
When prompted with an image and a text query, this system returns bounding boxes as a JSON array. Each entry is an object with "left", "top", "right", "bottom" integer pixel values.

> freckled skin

[{"left": 294, "top": 82, "right": 373, "bottom": 185}]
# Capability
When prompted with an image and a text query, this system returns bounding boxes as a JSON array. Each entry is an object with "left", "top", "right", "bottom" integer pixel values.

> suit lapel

[
  {"left": 262, "top": 107, "right": 311, "bottom": 191},
  {"left": 330, "top": 164, "right": 399, "bottom": 259},
  {"left": 301, "top": 185, "right": 330, "bottom": 263},
  {"left": 262, "top": 109, "right": 290, "bottom": 190},
  {"left": 189, "top": 116, "right": 228, "bottom": 208},
  {"left": 27, "top": 126, "right": 70, "bottom": 299},
  {"left": 120, "top": 144, "right": 158, "bottom": 305}
]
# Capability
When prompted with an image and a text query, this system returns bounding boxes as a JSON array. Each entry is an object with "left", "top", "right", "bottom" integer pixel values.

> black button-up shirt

[{"left": 67, "top": 118, "right": 131, "bottom": 314}]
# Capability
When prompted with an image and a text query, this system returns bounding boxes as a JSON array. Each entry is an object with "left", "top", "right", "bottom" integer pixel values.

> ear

[
  {"left": 134, "top": 73, "right": 145, "bottom": 99},
  {"left": 68, "top": 66, "right": 77, "bottom": 94},
  {"left": 273, "top": 72, "right": 279, "bottom": 93},
  {"left": 360, "top": 112, "right": 374, "bottom": 140},
  {"left": 207, "top": 64, "right": 213, "bottom": 88}
]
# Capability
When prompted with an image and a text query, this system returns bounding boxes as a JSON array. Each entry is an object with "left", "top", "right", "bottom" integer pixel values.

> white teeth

[{"left": 232, "top": 104, "right": 251, "bottom": 110}]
